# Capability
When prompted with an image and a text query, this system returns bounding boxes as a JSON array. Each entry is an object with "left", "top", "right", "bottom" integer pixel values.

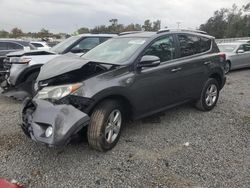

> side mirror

[
  {"left": 237, "top": 49, "right": 244, "bottom": 54},
  {"left": 138, "top": 55, "right": 160, "bottom": 68}
]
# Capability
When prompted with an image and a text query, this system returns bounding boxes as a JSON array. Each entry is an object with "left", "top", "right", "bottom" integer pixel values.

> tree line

[
  {"left": 0, "top": 28, "right": 69, "bottom": 39},
  {"left": 0, "top": 19, "right": 161, "bottom": 39},
  {"left": 200, "top": 3, "right": 250, "bottom": 38},
  {"left": 1, "top": 2, "right": 250, "bottom": 39}
]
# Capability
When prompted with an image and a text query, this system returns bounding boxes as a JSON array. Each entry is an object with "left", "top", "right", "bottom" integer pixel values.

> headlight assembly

[{"left": 35, "top": 83, "right": 82, "bottom": 100}]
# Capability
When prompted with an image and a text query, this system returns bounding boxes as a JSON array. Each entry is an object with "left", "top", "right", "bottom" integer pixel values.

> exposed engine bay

[{"left": 37, "top": 62, "right": 114, "bottom": 88}]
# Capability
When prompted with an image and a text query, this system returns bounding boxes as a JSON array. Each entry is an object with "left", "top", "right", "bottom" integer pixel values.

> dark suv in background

[
  {"left": 22, "top": 29, "right": 226, "bottom": 152},
  {"left": 0, "top": 39, "right": 35, "bottom": 74}
]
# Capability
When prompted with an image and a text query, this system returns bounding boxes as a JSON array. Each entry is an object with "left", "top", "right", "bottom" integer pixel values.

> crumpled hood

[
  {"left": 37, "top": 53, "right": 91, "bottom": 81},
  {"left": 7, "top": 49, "right": 55, "bottom": 57}
]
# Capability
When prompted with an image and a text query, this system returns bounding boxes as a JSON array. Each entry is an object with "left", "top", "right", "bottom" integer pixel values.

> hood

[
  {"left": 7, "top": 49, "right": 55, "bottom": 57},
  {"left": 28, "top": 54, "right": 60, "bottom": 66},
  {"left": 37, "top": 53, "right": 91, "bottom": 81}
]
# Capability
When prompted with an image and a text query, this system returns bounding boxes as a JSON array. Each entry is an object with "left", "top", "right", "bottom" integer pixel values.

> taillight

[{"left": 219, "top": 53, "right": 226, "bottom": 63}]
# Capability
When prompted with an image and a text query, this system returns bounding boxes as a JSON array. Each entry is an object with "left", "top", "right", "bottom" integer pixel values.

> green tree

[
  {"left": 37, "top": 28, "right": 50, "bottom": 39},
  {"left": 77, "top": 27, "right": 90, "bottom": 34},
  {"left": 142, "top": 19, "right": 153, "bottom": 31},
  {"left": 10, "top": 27, "right": 23, "bottom": 38},
  {"left": 0, "top": 30, "right": 9, "bottom": 38},
  {"left": 152, "top": 20, "right": 161, "bottom": 31},
  {"left": 200, "top": 3, "right": 250, "bottom": 38},
  {"left": 124, "top": 23, "right": 142, "bottom": 31}
]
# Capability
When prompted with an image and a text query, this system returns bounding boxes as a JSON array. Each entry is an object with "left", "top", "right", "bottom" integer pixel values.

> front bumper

[{"left": 21, "top": 98, "right": 90, "bottom": 146}]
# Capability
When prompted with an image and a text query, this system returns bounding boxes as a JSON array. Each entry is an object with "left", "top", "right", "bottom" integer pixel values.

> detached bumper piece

[
  {"left": 0, "top": 179, "right": 24, "bottom": 188},
  {"left": 21, "top": 99, "right": 90, "bottom": 146}
]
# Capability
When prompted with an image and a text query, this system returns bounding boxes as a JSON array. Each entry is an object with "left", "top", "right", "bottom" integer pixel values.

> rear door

[
  {"left": 242, "top": 44, "right": 250, "bottom": 67},
  {"left": 174, "top": 34, "right": 212, "bottom": 99}
]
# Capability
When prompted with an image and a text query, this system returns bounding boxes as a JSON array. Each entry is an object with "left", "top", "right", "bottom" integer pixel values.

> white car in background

[
  {"left": 30, "top": 41, "right": 51, "bottom": 51},
  {"left": 1, "top": 34, "right": 116, "bottom": 96}
]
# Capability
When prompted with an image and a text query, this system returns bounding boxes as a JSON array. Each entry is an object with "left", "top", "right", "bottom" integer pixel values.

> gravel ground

[{"left": 0, "top": 69, "right": 249, "bottom": 188}]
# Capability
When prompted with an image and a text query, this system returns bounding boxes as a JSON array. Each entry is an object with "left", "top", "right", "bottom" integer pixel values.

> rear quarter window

[
  {"left": 177, "top": 34, "right": 212, "bottom": 57},
  {"left": 31, "top": 43, "right": 44, "bottom": 47}
]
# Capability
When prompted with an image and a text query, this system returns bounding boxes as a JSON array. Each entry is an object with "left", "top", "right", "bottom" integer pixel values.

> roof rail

[
  {"left": 157, "top": 28, "right": 207, "bottom": 35},
  {"left": 118, "top": 31, "right": 143, "bottom": 36}
]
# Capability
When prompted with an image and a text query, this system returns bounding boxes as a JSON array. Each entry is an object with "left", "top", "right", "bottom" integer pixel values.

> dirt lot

[{"left": 0, "top": 69, "right": 249, "bottom": 188}]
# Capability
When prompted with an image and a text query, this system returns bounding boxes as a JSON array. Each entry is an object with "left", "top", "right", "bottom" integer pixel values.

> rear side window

[
  {"left": 144, "top": 35, "right": 176, "bottom": 62},
  {"left": 99, "top": 37, "right": 111, "bottom": 43},
  {"left": 0, "top": 42, "right": 8, "bottom": 50},
  {"left": 8, "top": 42, "right": 23, "bottom": 50},
  {"left": 243, "top": 44, "right": 250, "bottom": 52},
  {"left": 200, "top": 37, "right": 212, "bottom": 53},
  {"left": 177, "top": 35, "right": 211, "bottom": 57},
  {"left": 31, "top": 43, "right": 44, "bottom": 47}
]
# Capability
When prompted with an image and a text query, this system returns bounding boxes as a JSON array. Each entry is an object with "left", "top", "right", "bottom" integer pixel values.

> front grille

[{"left": 3, "top": 57, "right": 12, "bottom": 70}]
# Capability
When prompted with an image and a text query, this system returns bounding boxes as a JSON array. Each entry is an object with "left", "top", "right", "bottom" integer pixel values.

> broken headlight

[{"left": 35, "top": 83, "right": 82, "bottom": 100}]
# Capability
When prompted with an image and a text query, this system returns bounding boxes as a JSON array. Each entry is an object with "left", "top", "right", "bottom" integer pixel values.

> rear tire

[
  {"left": 87, "top": 100, "right": 124, "bottom": 152},
  {"left": 195, "top": 78, "right": 220, "bottom": 111},
  {"left": 224, "top": 61, "right": 231, "bottom": 74}
]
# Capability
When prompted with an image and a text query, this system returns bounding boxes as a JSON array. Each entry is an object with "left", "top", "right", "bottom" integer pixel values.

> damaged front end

[
  {"left": 20, "top": 54, "right": 119, "bottom": 146},
  {"left": 21, "top": 97, "right": 91, "bottom": 146},
  {"left": 21, "top": 82, "right": 95, "bottom": 146}
]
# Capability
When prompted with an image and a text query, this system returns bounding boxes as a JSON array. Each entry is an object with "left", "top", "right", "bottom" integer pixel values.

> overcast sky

[{"left": 0, "top": 0, "right": 249, "bottom": 33}]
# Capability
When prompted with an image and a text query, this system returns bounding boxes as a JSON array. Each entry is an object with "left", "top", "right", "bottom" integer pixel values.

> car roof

[
  {"left": 117, "top": 30, "right": 214, "bottom": 39},
  {"left": 77, "top": 33, "right": 117, "bottom": 38},
  {"left": 0, "top": 39, "right": 31, "bottom": 46},
  {"left": 118, "top": 31, "right": 156, "bottom": 38}
]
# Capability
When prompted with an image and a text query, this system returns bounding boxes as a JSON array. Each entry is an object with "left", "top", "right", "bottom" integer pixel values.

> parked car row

[
  {"left": 0, "top": 39, "right": 36, "bottom": 72},
  {"left": 0, "top": 29, "right": 248, "bottom": 152},
  {"left": 1, "top": 34, "right": 115, "bottom": 95},
  {"left": 217, "top": 42, "right": 250, "bottom": 73}
]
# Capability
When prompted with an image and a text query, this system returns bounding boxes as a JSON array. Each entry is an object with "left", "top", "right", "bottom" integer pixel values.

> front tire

[
  {"left": 87, "top": 100, "right": 124, "bottom": 151},
  {"left": 195, "top": 78, "right": 220, "bottom": 111},
  {"left": 24, "top": 72, "right": 39, "bottom": 96}
]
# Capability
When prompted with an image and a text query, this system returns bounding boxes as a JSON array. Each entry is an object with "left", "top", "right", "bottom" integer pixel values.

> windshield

[
  {"left": 82, "top": 37, "right": 147, "bottom": 64},
  {"left": 218, "top": 44, "right": 237, "bottom": 52},
  {"left": 50, "top": 36, "right": 81, "bottom": 54}
]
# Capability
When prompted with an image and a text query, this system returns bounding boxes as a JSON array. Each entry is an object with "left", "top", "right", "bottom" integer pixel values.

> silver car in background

[{"left": 218, "top": 42, "right": 250, "bottom": 73}]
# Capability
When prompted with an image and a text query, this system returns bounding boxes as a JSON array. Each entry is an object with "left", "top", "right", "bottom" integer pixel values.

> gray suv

[{"left": 21, "top": 30, "right": 226, "bottom": 151}]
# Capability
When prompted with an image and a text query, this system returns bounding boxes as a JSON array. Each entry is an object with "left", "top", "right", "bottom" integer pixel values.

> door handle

[
  {"left": 171, "top": 67, "right": 182, "bottom": 72},
  {"left": 204, "top": 61, "right": 212, "bottom": 65}
]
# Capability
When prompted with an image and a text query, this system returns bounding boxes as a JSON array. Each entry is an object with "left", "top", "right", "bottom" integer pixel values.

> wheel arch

[
  {"left": 15, "top": 64, "right": 42, "bottom": 85},
  {"left": 88, "top": 94, "right": 134, "bottom": 121},
  {"left": 209, "top": 72, "right": 223, "bottom": 89}
]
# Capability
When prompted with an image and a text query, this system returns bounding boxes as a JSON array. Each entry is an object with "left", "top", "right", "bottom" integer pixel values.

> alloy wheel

[
  {"left": 105, "top": 109, "right": 122, "bottom": 143},
  {"left": 205, "top": 84, "right": 218, "bottom": 106}
]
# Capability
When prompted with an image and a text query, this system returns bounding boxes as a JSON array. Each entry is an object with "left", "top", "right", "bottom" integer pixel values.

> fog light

[{"left": 45, "top": 126, "right": 53, "bottom": 137}]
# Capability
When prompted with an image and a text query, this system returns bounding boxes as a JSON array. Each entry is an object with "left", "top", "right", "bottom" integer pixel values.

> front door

[{"left": 131, "top": 34, "right": 184, "bottom": 117}]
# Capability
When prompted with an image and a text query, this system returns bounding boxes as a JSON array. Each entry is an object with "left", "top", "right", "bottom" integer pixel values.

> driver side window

[{"left": 144, "top": 35, "right": 176, "bottom": 62}]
